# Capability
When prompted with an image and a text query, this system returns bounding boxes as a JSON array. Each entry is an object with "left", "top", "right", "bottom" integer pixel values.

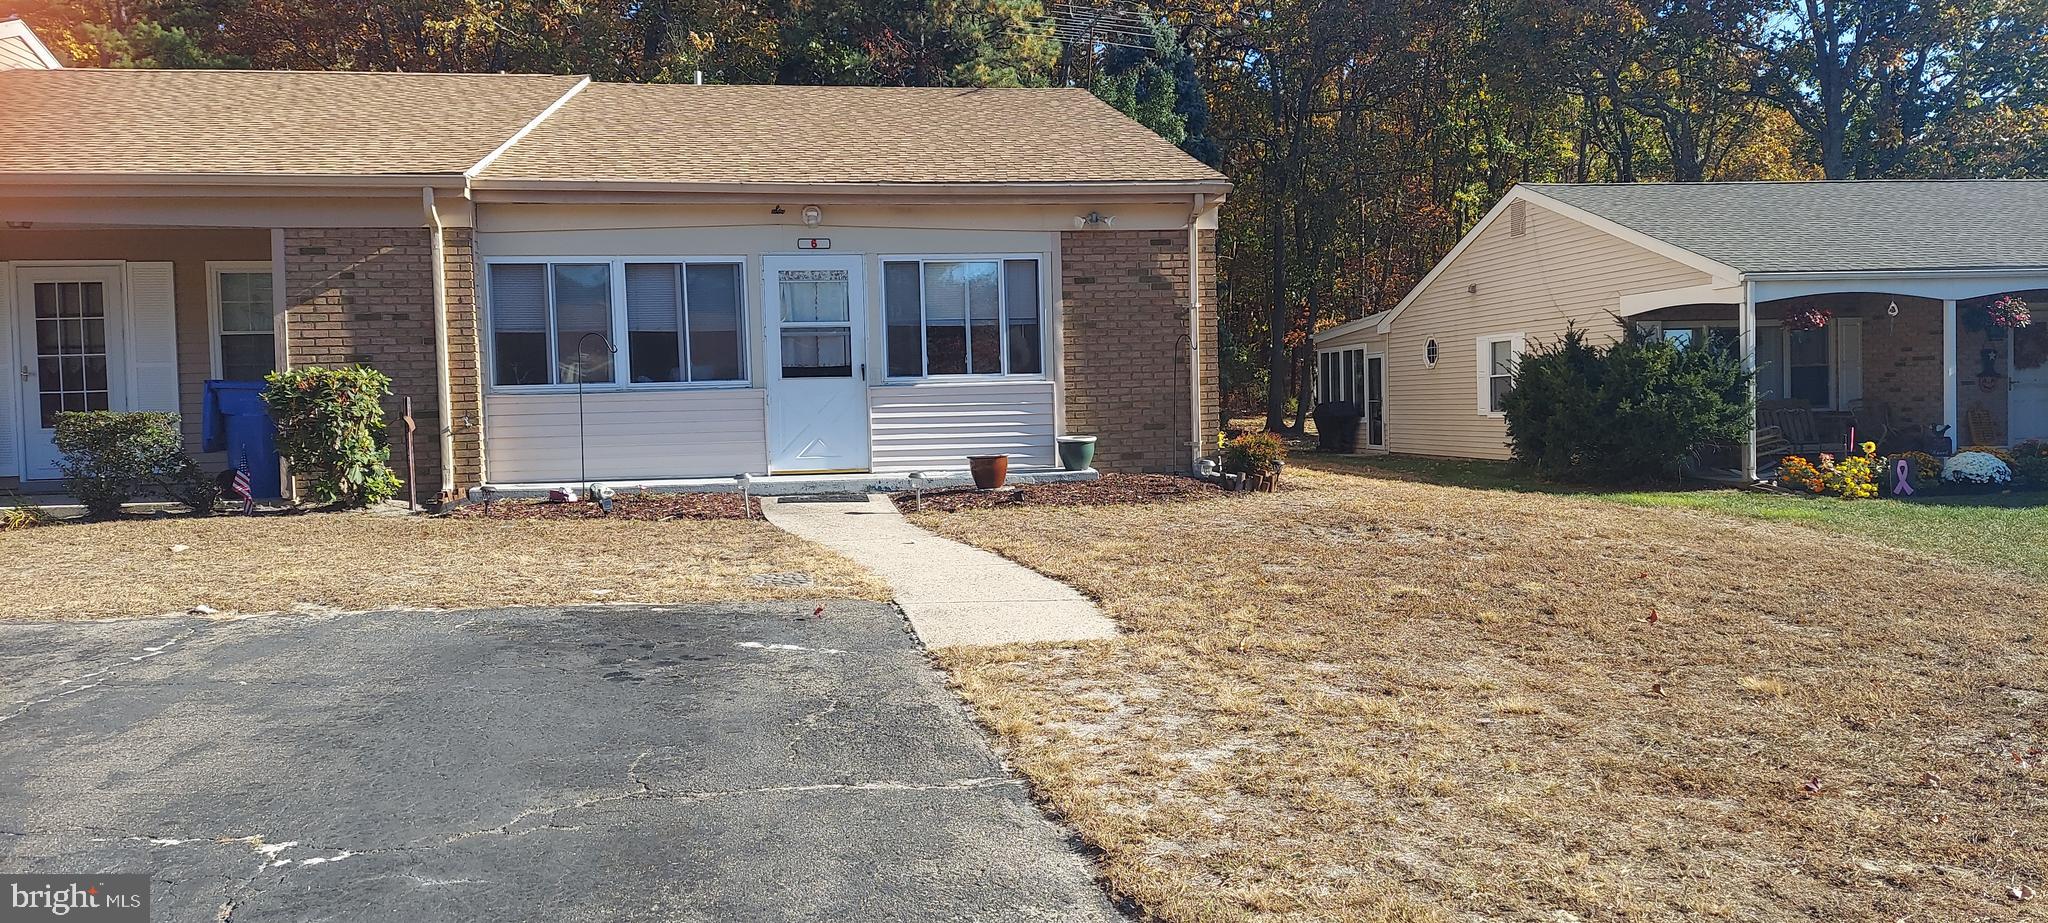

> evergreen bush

[{"left": 1501, "top": 323, "right": 1753, "bottom": 483}]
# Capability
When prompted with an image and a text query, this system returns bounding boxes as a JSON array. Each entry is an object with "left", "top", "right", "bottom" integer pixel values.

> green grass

[{"left": 1306, "top": 452, "right": 2048, "bottom": 582}]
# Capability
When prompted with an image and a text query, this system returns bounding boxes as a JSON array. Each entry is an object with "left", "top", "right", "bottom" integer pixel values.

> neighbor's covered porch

[{"left": 1626, "top": 270, "right": 2048, "bottom": 478}]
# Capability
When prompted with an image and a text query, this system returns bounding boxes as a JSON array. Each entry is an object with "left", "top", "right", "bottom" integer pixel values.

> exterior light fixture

[
  {"left": 1073, "top": 211, "right": 1114, "bottom": 229},
  {"left": 801, "top": 205, "right": 823, "bottom": 227}
]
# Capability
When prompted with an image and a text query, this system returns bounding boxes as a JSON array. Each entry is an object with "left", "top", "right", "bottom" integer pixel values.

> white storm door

[
  {"left": 2012, "top": 326, "right": 2048, "bottom": 442},
  {"left": 16, "top": 267, "right": 127, "bottom": 480},
  {"left": 764, "top": 255, "right": 871, "bottom": 473}
]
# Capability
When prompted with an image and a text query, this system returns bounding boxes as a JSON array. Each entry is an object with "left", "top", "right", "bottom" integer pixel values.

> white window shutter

[
  {"left": 0, "top": 263, "right": 15, "bottom": 476},
  {"left": 1836, "top": 318, "right": 1863, "bottom": 409},
  {"left": 124, "top": 262, "right": 180, "bottom": 413}
]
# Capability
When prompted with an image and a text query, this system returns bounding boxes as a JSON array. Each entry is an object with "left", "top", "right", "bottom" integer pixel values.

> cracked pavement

[{"left": 0, "top": 603, "right": 1123, "bottom": 922}]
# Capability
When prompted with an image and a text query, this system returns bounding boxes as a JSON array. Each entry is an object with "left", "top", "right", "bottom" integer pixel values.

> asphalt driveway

[{"left": 0, "top": 603, "right": 1121, "bottom": 922}]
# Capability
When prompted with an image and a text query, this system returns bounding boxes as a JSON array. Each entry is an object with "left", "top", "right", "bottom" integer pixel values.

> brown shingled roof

[
  {"left": 475, "top": 82, "right": 1225, "bottom": 186},
  {"left": 0, "top": 69, "right": 585, "bottom": 175}
]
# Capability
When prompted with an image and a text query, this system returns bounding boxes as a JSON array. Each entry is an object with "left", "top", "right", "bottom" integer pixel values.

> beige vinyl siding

[
  {"left": 0, "top": 36, "right": 44, "bottom": 70},
  {"left": 868, "top": 380, "right": 1056, "bottom": 472},
  {"left": 481, "top": 389, "right": 767, "bottom": 483},
  {"left": 1384, "top": 201, "right": 1712, "bottom": 459}
]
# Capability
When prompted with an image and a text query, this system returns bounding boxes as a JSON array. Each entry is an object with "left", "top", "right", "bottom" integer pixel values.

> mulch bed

[
  {"left": 892, "top": 473, "right": 1224, "bottom": 514},
  {"left": 447, "top": 492, "right": 759, "bottom": 521}
]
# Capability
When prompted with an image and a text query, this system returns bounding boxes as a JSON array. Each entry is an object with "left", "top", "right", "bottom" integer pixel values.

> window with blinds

[
  {"left": 487, "top": 260, "right": 746, "bottom": 388},
  {"left": 880, "top": 257, "right": 1043, "bottom": 378}
]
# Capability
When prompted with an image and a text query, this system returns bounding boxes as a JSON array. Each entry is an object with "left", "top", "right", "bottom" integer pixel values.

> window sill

[
  {"left": 488, "top": 381, "right": 756, "bottom": 396},
  {"left": 877, "top": 376, "right": 1053, "bottom": 387}
]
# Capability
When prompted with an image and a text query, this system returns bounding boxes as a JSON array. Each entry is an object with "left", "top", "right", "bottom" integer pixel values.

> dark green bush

[
  {"left": 53, "top": 411, "right": 216, "bottom": 518},
  {"left": 264, "top": 366, "right": 402, "bottom": 507},
  {"left": 2011, "top": 439, "right": 2048, "bottom": 489},
  {"left": 1501, "top": 322, "right": 1753, "bottom": 483}
]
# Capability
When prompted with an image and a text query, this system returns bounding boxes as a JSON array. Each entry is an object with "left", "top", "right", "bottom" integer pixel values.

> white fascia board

[{"left": 465, "top": 178, "right": 1235, "bottom": 201}]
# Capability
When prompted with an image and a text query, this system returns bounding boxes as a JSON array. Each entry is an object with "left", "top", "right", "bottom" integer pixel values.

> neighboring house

[
  {"left": 0, "top": 66, "right": 1227, "bottom": 498},
  {"left": 1314, "top": 181, "right": 2048, "bottom": 476},
  {"left": 0, "top": 17, "right": 62, "bottom": 69}
]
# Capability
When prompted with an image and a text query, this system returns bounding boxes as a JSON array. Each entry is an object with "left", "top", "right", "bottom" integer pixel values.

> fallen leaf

[
  {"left": 1801, "top": 777, "right": 1824, "bottom": 796},
  {"left": 2010, "top": 885, "right": 2034, "bottom": 901},
  {"left": 1646, "top": 609, "right": 1660, "bottom": 624},
  {"left": 1649, "top": 682, "right": 1667, "bottom": 698},
  {"left": 812, "top": 605, "right": 826, "bottom": 617}
]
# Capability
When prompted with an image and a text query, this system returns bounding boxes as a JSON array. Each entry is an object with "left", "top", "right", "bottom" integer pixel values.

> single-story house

[
  {"left": 0, "top": 61, "right": 1227, "bottom": 499},
  {"left": 1313, "top": 180, "right": 2048, "bottom": 477}
]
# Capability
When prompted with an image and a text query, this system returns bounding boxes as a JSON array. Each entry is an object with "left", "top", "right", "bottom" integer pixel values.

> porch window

[
  {"left": 1316, "top": 347, "right": 1368, "bottom": 404},
  {"left": 487, "top": 259, "right": 745, "bottom": 389},
  {"left": 209, "top": 265, "right": 276, "bottom": 382},
  {"left": 624, "top": 263, "right": 744, "bottom": 383},
  {"left": 881, "top": 257, "right": 1043, "bottom": 378}
]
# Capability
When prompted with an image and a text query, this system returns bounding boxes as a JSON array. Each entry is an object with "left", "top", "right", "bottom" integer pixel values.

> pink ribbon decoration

[{"left": 1893, "top": 459, "right": 1915, "bottom": 496}]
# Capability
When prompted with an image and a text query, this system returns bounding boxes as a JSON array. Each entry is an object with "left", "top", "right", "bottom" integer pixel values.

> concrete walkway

[{"left": 762, "top": 495, "right": 1118, "bottom": 649}]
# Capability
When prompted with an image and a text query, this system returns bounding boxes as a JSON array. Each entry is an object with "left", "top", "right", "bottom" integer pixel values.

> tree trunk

[
  {"left": 1263, "top": 198, "right": 1292, "bottom": 432},
  {"left": 1290, "top": 342, "right": 1313, "bottom": 433}
]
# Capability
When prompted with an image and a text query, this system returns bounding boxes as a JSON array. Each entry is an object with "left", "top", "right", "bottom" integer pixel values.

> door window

[
  {"left": 778, "top": 268, "right": 854, "bottom": 378},
  {"left": 31, "top": 281, "right": 111, "bottom": 426}
]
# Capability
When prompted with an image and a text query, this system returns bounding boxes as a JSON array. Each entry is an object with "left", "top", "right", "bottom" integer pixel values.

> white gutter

[
  {"left": 1187, "top": 193, "right": 1208, "bottom": 472},
  {"left": 466, "top": 177, "right": 1235, "bottom": 198},
  {"left": 0, "top": 172, "right": 462, "bottom": 189},
  {"left": 423, "top": 186, "right": 455, "bottom": 500}
]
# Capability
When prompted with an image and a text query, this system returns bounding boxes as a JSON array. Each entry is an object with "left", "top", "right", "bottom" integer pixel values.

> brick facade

[
  {"left": 281, "top": 227, "right": 481, "bottom": 500},
  {"left": 1059, "top": 228, "right": 1220, "bottom": 472}
]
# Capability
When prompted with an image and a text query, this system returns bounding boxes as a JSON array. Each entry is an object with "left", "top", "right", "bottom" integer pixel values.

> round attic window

[{"left": 1425, "top": 339, "right": 1439, "bottom": 367}]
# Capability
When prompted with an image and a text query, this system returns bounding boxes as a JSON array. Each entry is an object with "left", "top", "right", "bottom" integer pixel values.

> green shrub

[
  {"left": 52, "top": 411, "right": 215, "bottom": 518},
  {"left": 1501, "top": 322, "right": 1753, "bottom": 483},
  {"left": 265, "top": 366, "right": 402, "bottom": 507},
  {"left": 1223, "top": 431, "right": 1287, "bottom": 476}
]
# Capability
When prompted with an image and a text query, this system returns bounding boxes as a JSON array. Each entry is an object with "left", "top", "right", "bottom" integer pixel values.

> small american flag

[{"left": 230, "top": 467, "right": 254, "bottom": 515}]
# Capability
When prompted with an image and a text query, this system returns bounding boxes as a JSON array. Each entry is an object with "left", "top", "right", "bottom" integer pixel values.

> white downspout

[
  {"left": 1740, "top": 279, "right": 1758, "bottom": 481},
  {"left": 423, "top": 186, "right": 455, "bottom": 500},
  {"left": 1187, "top": 193, "right": 1208, "bottom": 472}
]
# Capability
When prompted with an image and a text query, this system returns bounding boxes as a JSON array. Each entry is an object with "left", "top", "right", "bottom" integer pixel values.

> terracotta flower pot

[{"left": 967, "top": 454, "right": 1010, "bottom": 490}]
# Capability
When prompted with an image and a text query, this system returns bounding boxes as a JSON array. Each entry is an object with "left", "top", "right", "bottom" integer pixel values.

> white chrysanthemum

[{"left": 1941, "top": 451, "right": 2013, "bottom": 485}]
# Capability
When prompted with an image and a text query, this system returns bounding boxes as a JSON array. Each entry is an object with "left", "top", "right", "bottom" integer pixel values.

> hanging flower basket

[
  {"left": 1783, "top": 305, "right": 1833, "bottom": 332},
  {"left": 1986, "top": 295, "right": 2033, "bottom": 329}
]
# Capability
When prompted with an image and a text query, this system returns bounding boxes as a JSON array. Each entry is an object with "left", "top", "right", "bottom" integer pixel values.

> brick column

[
  {"left": 441, "top": 227, "right": 484, "bottom": 492},
  {"left": 1059, "top": 228, "right": 1220, "bottom": 472},
  {"left": 283, "top": 228, "right": 472, "bottom": 496}
]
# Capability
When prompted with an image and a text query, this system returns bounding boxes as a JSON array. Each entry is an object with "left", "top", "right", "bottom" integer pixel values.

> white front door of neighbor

[
  {"left": 2011, "top": 325, "right": 2048, "bottom": 442},
  {"left": 16, "top": 266, "right": 127, "bottom": 480},
  {"left": 763, "top": 255, "right": 871, "bottom": 473}
]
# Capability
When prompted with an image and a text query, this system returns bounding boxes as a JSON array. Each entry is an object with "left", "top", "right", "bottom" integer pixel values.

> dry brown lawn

[
  {"left": 1, "top": 512, "right": 885, "bottom": 620},
  {"left": 912, "top": 467, "right": 2048, "bottom": 922}
]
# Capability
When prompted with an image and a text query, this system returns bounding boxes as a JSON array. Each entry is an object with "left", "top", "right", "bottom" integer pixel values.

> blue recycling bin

[{"left": 202, "top": 380, "right": 282, "bottom": 499}]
